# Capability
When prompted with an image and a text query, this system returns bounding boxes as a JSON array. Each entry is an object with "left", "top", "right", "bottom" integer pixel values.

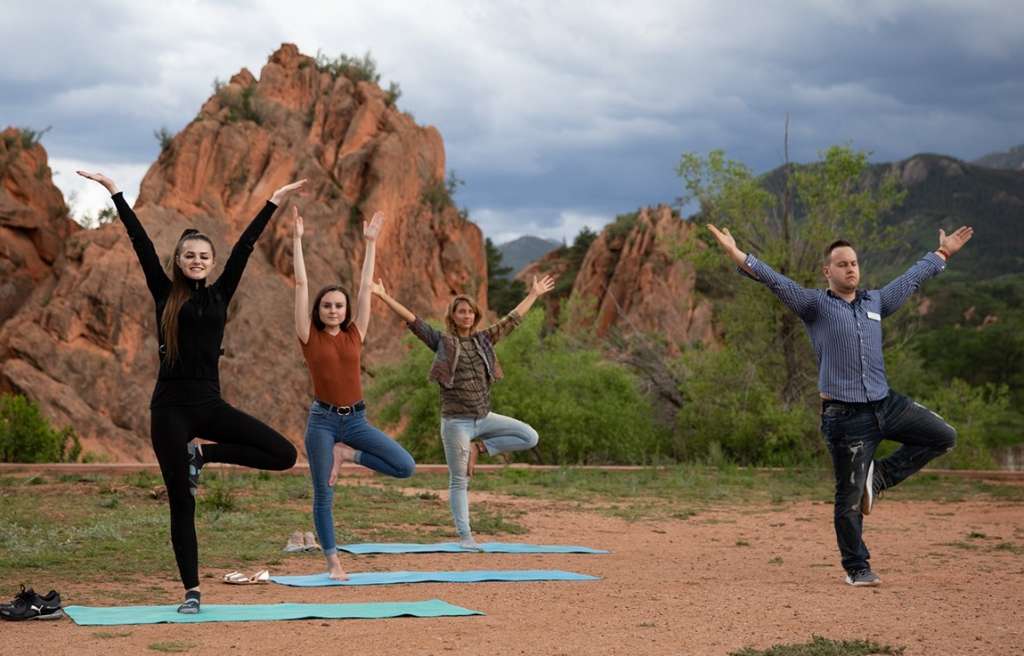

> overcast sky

[{"left": 2, "top": 0, "right": 1021, "bottom": 242}]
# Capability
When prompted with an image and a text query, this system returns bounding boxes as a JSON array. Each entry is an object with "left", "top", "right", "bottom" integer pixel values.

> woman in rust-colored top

[{"left": 293, "top": 207, "right": 415, "bottom": 580}]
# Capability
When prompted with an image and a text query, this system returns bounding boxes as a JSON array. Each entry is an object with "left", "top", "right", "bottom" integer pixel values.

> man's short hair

[{"left": 824, "top": 240, "right": 855, "bottom": 264}]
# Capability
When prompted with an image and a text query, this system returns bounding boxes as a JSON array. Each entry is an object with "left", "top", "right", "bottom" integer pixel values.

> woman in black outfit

[{"left": 77, "top": 171, "right": 301, "bottom": 613}]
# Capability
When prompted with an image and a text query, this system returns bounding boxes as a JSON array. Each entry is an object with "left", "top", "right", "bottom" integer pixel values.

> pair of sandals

[{"left": 222, "top": 569, "right": 270, "bottom": 585}]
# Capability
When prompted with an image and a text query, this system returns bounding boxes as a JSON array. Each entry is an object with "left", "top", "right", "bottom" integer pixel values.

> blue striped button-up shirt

[{"left": 741, "top": 252, "right": 946, "bottom": 402}]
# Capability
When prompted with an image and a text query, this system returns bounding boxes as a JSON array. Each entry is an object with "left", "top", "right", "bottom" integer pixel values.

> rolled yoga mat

[
  {"left": 271, "top": 569, "right": 600, "bottom": 587},
  {"left": 339, "top": 542, "right": 609, "bottom": 554},
  {"left": 64, "top": 599, "right": 482, "bottom": 626}
]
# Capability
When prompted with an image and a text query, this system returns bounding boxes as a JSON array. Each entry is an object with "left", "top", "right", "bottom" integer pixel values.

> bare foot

[
  {"left": 326, "top": 555, "right": 350, "bottom": 581},
  {"left": 328, "top": 443, "right": 357, "bottom": 486},
  {"left": 467, "top": 441, "right": 486, "bottom": 478}
]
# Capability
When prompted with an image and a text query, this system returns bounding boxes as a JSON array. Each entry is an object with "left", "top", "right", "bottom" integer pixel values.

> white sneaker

[
  {"left": 862, "top": 460, "right": 883, "bottom": 515},
  {"left": 283, "top": 530, "right": 305, "bottom": 553},
  {"left": 458, "top": 538, "right": 484, "bottom": 552}
]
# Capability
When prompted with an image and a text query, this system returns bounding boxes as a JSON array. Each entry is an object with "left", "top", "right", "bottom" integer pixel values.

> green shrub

[
  {"left": 421, "top": 170, "right": 464, "bottom": 213},
  {"left": 673, "top": 347, "right": 818, "bottom": 465},
  {"left": 605, "top": 211, "right": 638, "bottom": 241},
  {"left": 14, "top": 126, "right": 50, "bottom": 149},
  {"left": 153, "top": 126, "right": 174, "bottom": 151},
  {"left": 315, "top": 50, "right": 381, "bottom": 83},
  {"left": 0, "top": 394, "right": 81, "bottom": 463},
  {"left": 494, "top": 314, "right": 666, "bottom": 464},
  {"left": 385, "top": 81, "right": 402, "bottom": 106},
  {"left": 922, "top": 379, "right": 1008, "bottom": 469},
  {"left": 212, "top": 80, "right": 263, "bottom": 125},
  {"left": 368, "top": 312, "right": 664, "bottom": 464}
]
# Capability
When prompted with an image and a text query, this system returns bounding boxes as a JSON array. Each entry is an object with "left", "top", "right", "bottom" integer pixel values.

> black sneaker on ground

[
  {"left": 861, "top": 460, "right": 884, "bottom": 515},
  {"left": 177, "top": 590, "right": 201, "bottom": 614},
  {"left": 845, "top": 568, "right": 882, "bottom": 587},
  {"left": 187, "top": 442, "right": 204, "bottom": 497},
  {"left": 0, "top": 585, "right": 63, "bottom": 621}
]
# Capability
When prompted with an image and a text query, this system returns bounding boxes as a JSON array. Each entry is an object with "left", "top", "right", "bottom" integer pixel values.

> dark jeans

[{"left": 820, "top": 391, "right": 956, "bottom": 573}]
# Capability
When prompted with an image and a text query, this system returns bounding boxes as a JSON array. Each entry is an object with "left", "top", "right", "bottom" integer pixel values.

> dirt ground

[{"left": 3, "top": 489, "right": 1023, "bottom": 656}]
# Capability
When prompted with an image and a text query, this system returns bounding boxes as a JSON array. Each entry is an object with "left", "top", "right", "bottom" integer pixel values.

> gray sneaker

[
  {"left": 861, "top": 460, "right": 883, "bottom": 515},
  {"left": 187, "top": 442, "right": 204, "bottom": 497},
  {"left": 845, "top": 568, "right": 881, "bottom": 587},
  {"left": 458, "top": 538, "right": 484, "bottom": 552}
]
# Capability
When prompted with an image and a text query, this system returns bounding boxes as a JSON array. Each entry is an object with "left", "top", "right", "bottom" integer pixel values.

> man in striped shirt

[{"left": 707, "top": 223, "right": 974, "bottom": 587}]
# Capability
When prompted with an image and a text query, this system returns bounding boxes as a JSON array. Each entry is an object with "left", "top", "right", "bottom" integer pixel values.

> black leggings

[{"left": 151, "top": 400, "right": 297, "bottom": 589}]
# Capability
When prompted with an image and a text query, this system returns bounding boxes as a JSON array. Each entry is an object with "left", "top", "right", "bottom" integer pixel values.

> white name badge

[{"left": 867, "top": 311, "right": 881, "bottom": 321}]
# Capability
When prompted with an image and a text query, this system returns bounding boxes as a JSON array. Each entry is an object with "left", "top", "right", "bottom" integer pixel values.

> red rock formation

[
  {"left": 571, "top": 206, "right": 713, "bottom": 350},
  {"left": 520, "top": 206, "right": 713, "bottom": 352},
  {"left": 0, "top": 44, "right": 487, "bottom": 461},
  {"left": 0, "top": 128, "right": 78, "bottom": 323}
]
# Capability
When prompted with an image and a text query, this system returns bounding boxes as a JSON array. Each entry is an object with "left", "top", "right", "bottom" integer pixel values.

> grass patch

[
  {"left": 0, "top": 472, "right": 524, "bottom": 591},
  {"left": 93, "top": 631, "right": 132, "bottom": 639},
  {"left": 730, "top": 635, "right": 904, "bottom": 655},
  {"left": 993, "top": 542, "right": 1024, "bottom": 555},
  {"left": 148, "top": 641, "right": 195, "bottom": 653},
  {"left": 379, "top": 465, "right": 1024, "bottom": 522}
]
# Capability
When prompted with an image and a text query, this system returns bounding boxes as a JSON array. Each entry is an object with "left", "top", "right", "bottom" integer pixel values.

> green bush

[
  {"left": 921, "top": 379, "right": 1008, "bottom": 469},
  {"left": 0, "top": 394, "right": 81, "bottom": 463},
  {"left": 212, "top": 80, "right": 263, "bottom": 125},
  {"left": 367, "top": 311, "right": 665, "bottom": 464},
  {"left": 673, "top": 347, "right": 818, "bottom": 465},
  {"left": 493, "top": 313, "right": 666, "bottom": 464},
  {"left": 385, "top": 81, "right": 402, "bottom": 107},
  {"left": 315, "top": 50, "right": 381, "bottom": 83},
  {"left": 154, "top": 126, "right": 174, "bottom": 151},
  {"left": 420, "top": 170, "right": 464, "bottom": 214}
]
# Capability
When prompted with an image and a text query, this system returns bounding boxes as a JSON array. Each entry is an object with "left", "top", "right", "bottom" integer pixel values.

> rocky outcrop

[
  {"left": 0, "top": 44, "right": 487, "bottom": 461},
  {"left": 0, "top": 129, "right": 78, "bottom": 324},
  {"left": 524, "top": 206, "right": 713, "bottom": 351}
]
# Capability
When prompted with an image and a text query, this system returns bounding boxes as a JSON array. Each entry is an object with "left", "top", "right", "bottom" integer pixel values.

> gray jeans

[{"left": 440, "top": 412, "right": 539, "bottom": 539}]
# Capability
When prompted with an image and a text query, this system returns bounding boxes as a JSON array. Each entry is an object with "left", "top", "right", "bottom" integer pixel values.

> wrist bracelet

[{"left": 937, "top": 247, "right": 950, "bottom": 259}]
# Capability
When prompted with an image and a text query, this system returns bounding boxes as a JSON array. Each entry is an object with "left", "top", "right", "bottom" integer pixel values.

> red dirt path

[{"left": 3, "top": 491, "right": 1023, "bottom": 655}]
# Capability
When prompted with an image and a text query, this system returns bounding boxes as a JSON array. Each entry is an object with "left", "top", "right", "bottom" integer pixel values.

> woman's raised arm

[
  {"left": 76, "top": 170, "right": 169, "bottom": 299},
  {"left": 292, "top": 207, "right": 312, "bottom": 344},
  {"left": 352, "top": 211, "right": 384, "bottom": 341}
]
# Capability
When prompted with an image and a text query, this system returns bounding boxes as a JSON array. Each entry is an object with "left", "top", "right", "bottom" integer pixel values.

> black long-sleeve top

[{"left": 111, "top": 192, "right": 278, "bottom": 407}]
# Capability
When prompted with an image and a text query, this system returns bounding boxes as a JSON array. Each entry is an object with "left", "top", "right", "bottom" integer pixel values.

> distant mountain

[
  {"left": 497, "top": 235, "right": 562, "bottom": 277},
  {"left": 973, "top": 145, "right": 1024, "bottom": 171},
  {"left": 871, "top": 154, "right": 1024, "bottom": 280},
  {"left": 759, "top": 153, "right": 1024, "bottom": 281}
]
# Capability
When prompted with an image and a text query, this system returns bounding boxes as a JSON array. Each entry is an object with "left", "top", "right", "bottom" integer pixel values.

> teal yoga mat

[
  {"left": 64, "top": 600, "right": 482, "bottom": 626},
  {"left": 339, "top": 542, "right": 609, "bottom": 554},
  {"left": 271, "top": 569, "right": 600, "bottom": 587}
]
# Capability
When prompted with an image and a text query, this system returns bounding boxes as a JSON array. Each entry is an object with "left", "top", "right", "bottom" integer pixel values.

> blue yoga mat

[
  {"left": 271, "top": 569, "right": 600, "bottom": 587},
  {"left": 64, "top": 599, "right": 481, "bottom": 626},
  {"left": 339, "top": 542, "right": 609, "bottom": 554}
]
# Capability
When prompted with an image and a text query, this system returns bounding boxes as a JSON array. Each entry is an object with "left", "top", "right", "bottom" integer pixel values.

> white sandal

[{"left": 223, "top": 569, "right": 270, "bottom": 585}]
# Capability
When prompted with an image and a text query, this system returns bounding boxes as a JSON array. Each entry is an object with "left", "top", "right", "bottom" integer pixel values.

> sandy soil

[{"left": 2, "top": 493, "right": 1023, "bottom": 656}]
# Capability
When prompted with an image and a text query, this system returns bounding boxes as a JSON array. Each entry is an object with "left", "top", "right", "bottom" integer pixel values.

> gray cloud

[{"left": 2, "top": 0, "right": 1020, "bottom": 239}]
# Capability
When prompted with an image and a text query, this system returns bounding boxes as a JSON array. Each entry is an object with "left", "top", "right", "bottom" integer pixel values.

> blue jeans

[
  {"left": 820, "top": 391, "right": 956, "bottom": 573},
  {"left": 304, "top": 401, "right": 415, "bottom": 554},
  {"left": 441, "top": 412, "right": 539, "bottom": 539}
]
